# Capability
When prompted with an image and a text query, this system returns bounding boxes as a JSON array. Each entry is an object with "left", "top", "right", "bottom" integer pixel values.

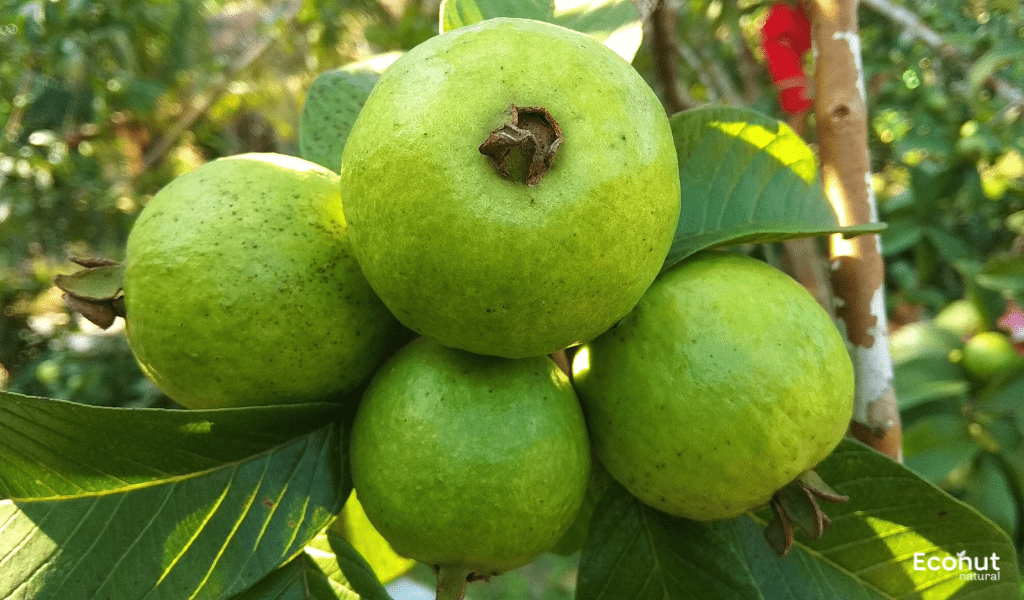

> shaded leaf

[
  {"left": 299, "top": 53, "right": 401, "bottom": 172},
  {"left": 231, "top": 530, "right": 394, "bottom": 600},
  {"left": 0, "top": 391, "right": 342, "bottom": 498},
  {"left": 576, "top": 439, "right": 1020, "bottom": 599},
  {"left": 665, "top": 106, "right": 883, "bottom": 270},
  {"left": 968, "top": 47, "right": 1024, "bottom": 97},
  {"left": 894, "top": 355, "right": 969, "bottom": 410},
  {"left": 926, "top": 226, "right": 975, "bottom": 263},
  {"left": 902, "top": 412, "right": 978, "bottom": 483},
  {"left": 0, "top": 392, "right": 350, "bottom": 600},
  {"left": 961, "top": 453, "right": 1018, "bottom": 541},
  {"left": 976, "top": 255, "right": 1024, "bottom": 295},
  {"left": 879, "top": 215, "right": 924, "bottom": 256},
  {"left": 439, "top": 0, "right": 643, "bottom": 62}
]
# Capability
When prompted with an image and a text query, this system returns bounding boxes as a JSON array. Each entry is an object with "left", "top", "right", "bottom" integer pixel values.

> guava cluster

[{"left": 120, "top": 17, "right": 855, "bottom": 586}]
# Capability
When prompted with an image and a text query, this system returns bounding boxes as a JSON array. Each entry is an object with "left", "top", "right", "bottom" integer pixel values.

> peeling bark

[{"left": 808, "top": 0, "right": 901, "bottom": 460}]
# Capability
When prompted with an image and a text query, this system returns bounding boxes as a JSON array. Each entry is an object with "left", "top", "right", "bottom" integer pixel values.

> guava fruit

[
  {"left": 572, "top": 251, "right": 854, "bottom": 521},
  {"left": 349, "top": 338, "right": 589, "bottom": 587},
  {"left": 124, "top": 153, "right": 398, "bottom": 409},
  {"left": 934, "top": 299, "right": 984, "bottom": 339},
  {"left": 961, "top": 331, "right": 1023, "bottom": 381},
  {"left": 340, "top": 17, "right": 680, "bottom": 358}
]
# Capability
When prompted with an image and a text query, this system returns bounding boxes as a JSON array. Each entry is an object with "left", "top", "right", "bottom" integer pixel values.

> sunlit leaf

[
  {"left": 577, "top": 439, "right": 1020, "bottom": 599},
  {"left": 0, "top": 392, "right": 350, "bottom": 600},
  {"left": 439, "top": 0, "right": 642, "bottom": 62},
  {"left": 665, "top": 106, "right": 882, "bottom": 270}
]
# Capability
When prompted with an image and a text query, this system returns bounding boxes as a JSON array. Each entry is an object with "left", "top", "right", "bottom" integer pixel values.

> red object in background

[{"left": 762, "top": 2, "right": 813, "bottom": 114}]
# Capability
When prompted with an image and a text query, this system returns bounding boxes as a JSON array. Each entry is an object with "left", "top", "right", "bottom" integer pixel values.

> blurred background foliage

[{"left": 1, "top": 0, "right": 1023, "bottom": 594}]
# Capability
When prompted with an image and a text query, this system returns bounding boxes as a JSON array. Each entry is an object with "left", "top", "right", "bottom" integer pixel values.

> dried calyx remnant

[
  {"left": 762, "top": 469, "right": 849, "bottom": 556},
  {"left": 53, "top": 256, "right": 126, "bottom": 329},
  {"left": 479, "top": 105, "right": 562, "bottom": 187}
]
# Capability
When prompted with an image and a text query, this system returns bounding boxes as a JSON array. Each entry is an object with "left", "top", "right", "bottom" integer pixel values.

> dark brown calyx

[
  {"left": 762, "top": 469, "right": 849, "bottom": 556},
  {"left": 479, "top": 105, "right": 562, "bottom": 187}
]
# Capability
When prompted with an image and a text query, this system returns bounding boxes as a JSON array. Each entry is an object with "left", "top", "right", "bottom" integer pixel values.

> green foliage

[
  {"left": 2, "top": 1, "right": 1024, "bottom": 598},
  {"left": 665, "top": 106, "right": 881, "bottom": 269},
  {"left": 0, "top": 392, "right": 352, "bottom": 599},
  {"left": 439, "top": 0, "right": 643, "bottom": 62},
  {"left": 578, "top": 440, "right": 1020, "bottom": 599},
  {"left": 862, "top": 2, "right": 1024, "bottom": 312}
]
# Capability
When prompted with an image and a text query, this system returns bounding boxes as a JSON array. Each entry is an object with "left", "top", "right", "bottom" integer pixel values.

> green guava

[
  {"left": 124, "top": 153, "right": 398, "bottom": 409},
  {"left": 934, "top": 299, "right": 984, "bottom": 339},
  {"left": 572, "top": 251, "right": 854, "bottom": 521},
  {"left": 961, "top": 331, "right": 1023, "bottom": 381},
  {"left": 349, "top": 337, "right": 589, "bottom": 583},
  {"left": 340, "top": 18, "right": 680, "bottom": 359}
]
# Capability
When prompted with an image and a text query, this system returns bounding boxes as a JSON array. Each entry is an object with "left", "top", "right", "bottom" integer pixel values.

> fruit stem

[{"left": 434, "top": 565, "right": 473, "bottom": 600}]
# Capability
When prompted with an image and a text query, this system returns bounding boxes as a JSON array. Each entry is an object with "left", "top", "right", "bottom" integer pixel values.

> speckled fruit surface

[
  {"left": 572, "top": 251, "right": 854, "bottom": 521},
  {"left": 349, "top": 338, "right": 589, "bottom": 577},
  {"left": 340, "top": 18, "right": 680, "bottom": 358},
  {"left": 124, "top": 153, "right": 397, "bottom": 409}
]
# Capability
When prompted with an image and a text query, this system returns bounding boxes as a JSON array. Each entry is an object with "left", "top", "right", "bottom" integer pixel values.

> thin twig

[
  {"left": 650, "top": 0, "right": 695, "bottom": 113},
  {"left": 698, "top": 42, "right": 745, "bottom": 107},
  {"left": 633, "top": 0, "right": 658, "bottom": 23},
  {"left": 678, "top": 45, "right": 719, "bottom": 104}
]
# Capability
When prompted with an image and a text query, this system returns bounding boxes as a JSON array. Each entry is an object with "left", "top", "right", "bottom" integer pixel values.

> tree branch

[
  {"left": 809, "top": 0, "right": 902, "bottom": 460},
  {"left": 650, "top": 0, "right": 695, "bottom": 114}
]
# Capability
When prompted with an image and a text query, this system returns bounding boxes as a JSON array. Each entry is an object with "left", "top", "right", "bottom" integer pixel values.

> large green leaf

[
  {"left": 665, "top": 106, "right": 882, "bottom": 270},
  {"left": 299, "top": 53, "right": 402, "bottom": 172},
  {"left": 230, "top": 530, "right": 394, "bottom": 600},
  {"left": 0, "top": 392, "right": 350, "bottom": 600},
  {"left": 576, "top": 439, "right": 1020, "bottom": 599},
  {"left": 438, "top": 0, "right": 643, "bottom": 62}
]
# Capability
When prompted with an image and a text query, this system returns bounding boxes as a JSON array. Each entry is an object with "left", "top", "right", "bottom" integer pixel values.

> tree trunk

[{"left": 807, "top": 0, "right": 902, "bottom": 461}]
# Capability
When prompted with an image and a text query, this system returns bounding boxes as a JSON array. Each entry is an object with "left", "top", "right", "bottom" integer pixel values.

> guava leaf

[
  {"left": 0, "top": 391, "right": 350, "bottom": 600},
  {"left": 893, "top": 355, "right": 969, "bottom": 410},
  {"left": 976, "top": 254, "right": 1024, "bottom": 295},
  {"left": 438, "top": 0, "right": 643, "bottom": 63},
  {"left": 299, "top": 53, "right": 402, "bottom": 172},
  {"left": 664, "top": 106, "right": 883, "bottom": 271},
  {"left": 902, "top": 412, "right": 978, "bottom": 484},
  {"left": 576, "top": 439, "right": 1021, "bottom": 600},
  {"left": 229, "top": 530, "right": 394, "bottom": 600},
  {"left": 329, "top": 492, "right": 415, "bottom": 585}
]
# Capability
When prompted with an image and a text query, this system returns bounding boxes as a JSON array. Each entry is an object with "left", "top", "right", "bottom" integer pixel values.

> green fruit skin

[
  {"left": 340, "top": 18, "right": 680, "bottom": 359},
  {"left": 349, "top": 338, "right": 590, "bottom": 577},
  {"left": 572, "top": 252, "right": 854, "bottom": 521},
  {"left": 933, "top": 299, "right": 983, "bottom": 339},
  {"left": 125, "top": 153, "right": 398, "bottom": 409},
  {"left": 962, "top": 331, "right": 1023, "bottom": 381}
]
